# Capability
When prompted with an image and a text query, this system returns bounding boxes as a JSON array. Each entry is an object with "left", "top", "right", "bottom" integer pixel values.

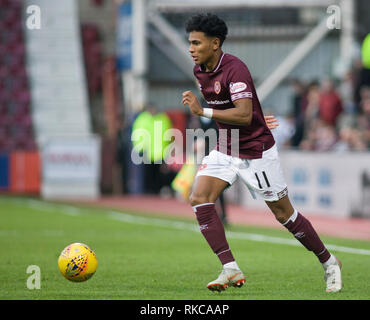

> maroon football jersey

[{"left": 194, "top": 52, "right": 275, "bottom": 159}]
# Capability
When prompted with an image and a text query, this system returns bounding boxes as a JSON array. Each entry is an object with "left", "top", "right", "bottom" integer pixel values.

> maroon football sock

[
  {"left": 193, "top": 203, "right": 235, "bottom": 265},
  {"left": 283, "top": 212, "right": 331, "bottom": 263}
]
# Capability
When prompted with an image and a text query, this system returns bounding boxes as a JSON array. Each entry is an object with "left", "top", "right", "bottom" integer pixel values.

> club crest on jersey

[
  {"left": 214, "top": 81, "right": 221, "bottom": 94},
  {"left": 229, "top": 82, "right": 247, "bottom": 94}
]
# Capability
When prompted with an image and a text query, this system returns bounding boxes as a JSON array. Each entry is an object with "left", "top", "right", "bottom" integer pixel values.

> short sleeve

[{"left": 227, "top": 62, "right": 254, "bottom": 102}]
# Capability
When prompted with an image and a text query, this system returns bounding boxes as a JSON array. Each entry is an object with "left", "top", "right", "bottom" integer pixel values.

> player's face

[{"left": 188, "top": 31, "right": 219, "bottom": 66}]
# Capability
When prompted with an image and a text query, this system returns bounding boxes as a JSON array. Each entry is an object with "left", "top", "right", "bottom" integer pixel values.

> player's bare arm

[
  {"left": 182, "top": 90, "right": 252, "bottom": 125},
  {"left": 182, "top": 90, "right": 279, "bottom": 128}
]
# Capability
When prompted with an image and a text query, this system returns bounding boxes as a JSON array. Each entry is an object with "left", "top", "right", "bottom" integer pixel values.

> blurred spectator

[
  {"left": 303, "top": 80, "right": 320, "bottom": 129},
  {"left": 338, "top": 71, "right": 356, "bottom": 115},
  {"left": 358, "top": 97, "right": 370, "bottom": 149},
  {"left": 335, "top": 87, "right": 369, "bottom": 152},
  {"left": 314, "top": 123, "right": 337, "bottom": 151},
  {"left": 270, "top": 114, "right": 295, "bottom": 150},
  {"left": 359, "top": 86, "right": 370, "bottom": 101},
  {"left": 337, "top": 71, "right": 357, "bottom": 134},
  {"left": 318, "top": 78, "right": 343, "bottom": 127},
  {"left": 334, "top": 126, "right": 367, "bottom": 152},
  {"left": 116, "top": 117, "right": 133, "bottom": 194},
  {"left": 299, "top": 81, "right": 319, "bottom": 150},
  {"left": 294, "top": 76, "right": 370, "bottom": 152},
  {"left": 354, "top": 59, "right": 370, "bottom": 108},
  {"left": 300, "top": 120, "right": 337, "bottom": 151},
  {"left": 290, "top": 79, "right": 307, "bottom": 147},
  {"left": 117, "top": 112, "right": 146, "bottom": 194},
  {"left": 131, "top": 104, "right": 173, "bottom": 195}
]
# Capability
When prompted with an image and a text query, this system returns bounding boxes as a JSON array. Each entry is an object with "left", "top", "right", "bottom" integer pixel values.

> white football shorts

[{"left": 195, "top": 144, "right": 288, "bottom": 202}]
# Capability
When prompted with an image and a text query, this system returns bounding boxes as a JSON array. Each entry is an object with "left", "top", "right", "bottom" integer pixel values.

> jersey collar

[{"left": 199, "top": 51, "right": 225, "bottom": 73}]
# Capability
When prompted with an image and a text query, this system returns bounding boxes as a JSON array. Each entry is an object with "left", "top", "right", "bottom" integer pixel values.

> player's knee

[
  {"left": 274, "top": 212, "right": 287, "bottom": 224},
  {"left": 267, "top": 203, "right": 287, "bottom": 223},
  {"left": 271, "top": 208, "right": 291, "bottom": 224},
  {"left": 267, "top": 197, "right": 294, "bottom": 224},
  {"left": 189, "top": 193, "right": 210, "bottom": 207}
]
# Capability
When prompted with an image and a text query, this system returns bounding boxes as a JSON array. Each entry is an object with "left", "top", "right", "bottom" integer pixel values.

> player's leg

[
  {"left": 237, "top": 144, "right": 342, "bottom": 292},
  {"left": 190, "top": 175, "right": 245, "bottom": 291},
  {"left": 265, "top": 196, "right": 342, "bottom": 292},
  {"left": 266, "top": 195, "right": 331, "bottom": 262},
  {"left": 190, "top": 175, "right": 227, "bottom": 206},
  {"left": 190, "top": 175, "right": 235, "bottom": 267}
]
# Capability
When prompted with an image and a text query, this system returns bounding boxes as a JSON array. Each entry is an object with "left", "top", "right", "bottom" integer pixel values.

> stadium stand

[
  {"left": 24, "top": 0, "right": 92, "bottom": 144},
  {"left": 81, "top": 24, "right": 103, "bottom": 98},
  {"left": 0, "top": 0, "right": 36, "bottom": 152}
]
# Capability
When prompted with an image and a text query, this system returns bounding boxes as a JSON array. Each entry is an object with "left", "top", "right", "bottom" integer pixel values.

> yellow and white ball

[{"left": 58, "top": 243, "right": 98, "bottom": 282}]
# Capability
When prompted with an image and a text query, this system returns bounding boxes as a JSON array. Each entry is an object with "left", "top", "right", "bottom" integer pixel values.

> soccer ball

[{"left": 58, "top": 242, "right": 98, "bottom": 282}]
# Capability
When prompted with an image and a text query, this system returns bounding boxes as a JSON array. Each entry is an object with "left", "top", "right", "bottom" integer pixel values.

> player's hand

[
  {"left": 182, "top": 91, "right": 203, "bottom": 116},
  {"left": 264, "top": 115, "right": 279, "bottom": 130}
]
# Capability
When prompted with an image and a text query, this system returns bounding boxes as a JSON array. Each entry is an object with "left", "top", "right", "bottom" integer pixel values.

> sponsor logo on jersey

[
  {"left": 229, "top": 82, "right": 247, "bottom": 94},
  {"left": 205, "top": 99, "right": 230, "bottom": 105},
  {"left": 214, "top": 81, "right": 221, "bottom": 94}
]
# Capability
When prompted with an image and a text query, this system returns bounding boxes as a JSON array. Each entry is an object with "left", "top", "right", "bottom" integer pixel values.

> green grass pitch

[{"left": 1, "top": 195, "right": 370, "bottom": 300}]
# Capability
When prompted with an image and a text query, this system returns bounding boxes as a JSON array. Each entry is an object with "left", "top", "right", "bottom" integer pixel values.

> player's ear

[{"left": 212, "top": 37, "right": 220, "bottom": 50}]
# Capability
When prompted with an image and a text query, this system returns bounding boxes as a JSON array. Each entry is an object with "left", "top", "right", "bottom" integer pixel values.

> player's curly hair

[{"left": 185, "top": 13, "right": 228, "bottom": 46}]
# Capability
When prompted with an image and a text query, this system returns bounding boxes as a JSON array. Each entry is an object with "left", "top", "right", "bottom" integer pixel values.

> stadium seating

[
  {"left": 23, "top": 0, "right": 92, "bottom": 141},
  {"left": 81, "top": 24, "right": 103, "bottom": 97},
  {"left": 0, "top": 0, "right": 36, "bottom": 152}
]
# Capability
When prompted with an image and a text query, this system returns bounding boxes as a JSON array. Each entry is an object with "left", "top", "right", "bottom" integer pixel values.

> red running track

[{"left": 73, "top": 195, "right": 370, "bottom": 241}]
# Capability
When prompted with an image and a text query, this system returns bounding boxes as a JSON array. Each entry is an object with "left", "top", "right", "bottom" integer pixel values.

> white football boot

[
  {"left": 324, "top": 256, "right": 343, "bottom": 293},
  {"left": 207, "top": 268, "right": 246, "bottom": 292}
]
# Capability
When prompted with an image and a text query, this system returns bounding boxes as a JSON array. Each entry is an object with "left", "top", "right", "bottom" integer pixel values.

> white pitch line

[
  {"left": 4, "top": 197, "right": 370, "bottom": 256},
  {"left": 108, "top": 211, "right": 199, "bottom": 232},
  {"left": 108, "top": 211, "right": 370, "bottom": 256},
  {"left": 26, "top": 199, "right": 83, "bottom": 216}
]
